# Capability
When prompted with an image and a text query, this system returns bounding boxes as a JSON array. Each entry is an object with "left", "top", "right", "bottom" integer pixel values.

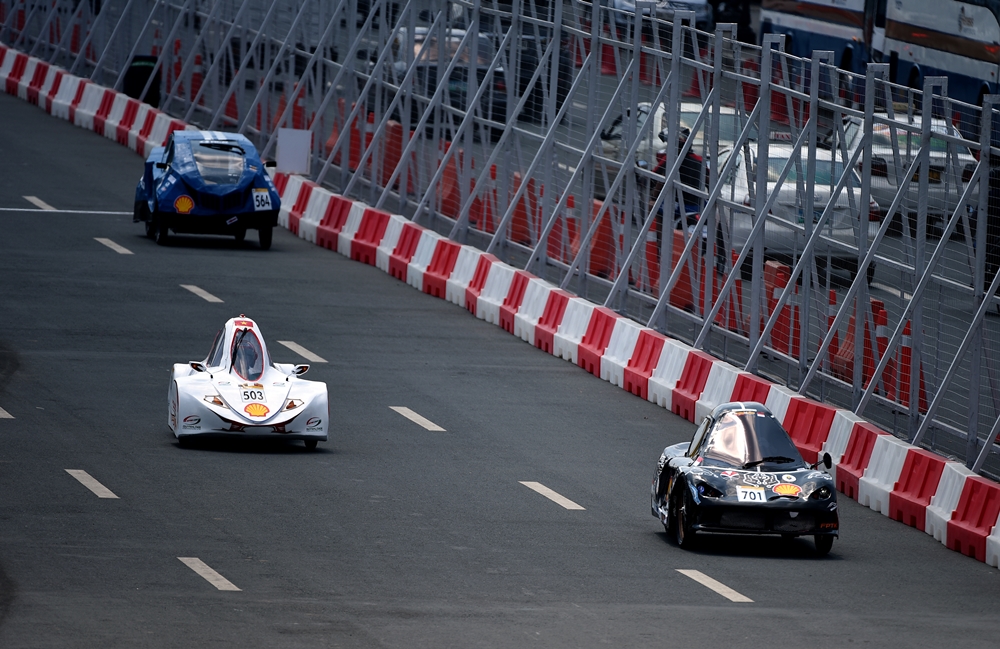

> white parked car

[
  {"left": 715, "top": 143, "right": 881, "bottom": 284},
  {"left": 168, "top": 316, "right": 329, "bottom": 449}
]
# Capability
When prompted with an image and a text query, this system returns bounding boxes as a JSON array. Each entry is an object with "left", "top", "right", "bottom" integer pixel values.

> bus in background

[{"left": 759, "top": 0, "right": 1000, "bottom": 112}]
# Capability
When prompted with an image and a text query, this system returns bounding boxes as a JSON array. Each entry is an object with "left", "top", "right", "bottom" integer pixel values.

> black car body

[{"left": 651, "top": 402, "right": 839, "bottom": 554}]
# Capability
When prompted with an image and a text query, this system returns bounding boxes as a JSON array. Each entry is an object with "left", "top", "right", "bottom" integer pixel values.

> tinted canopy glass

[
  {"left": 700, "top": 410, "right": 805, "bottom": 469},
  {"left": 231, "top": 329, "right": 264, "bottom": 381},
  {"left": 193, "top": 142, "right": 245, "bottom": 185}
]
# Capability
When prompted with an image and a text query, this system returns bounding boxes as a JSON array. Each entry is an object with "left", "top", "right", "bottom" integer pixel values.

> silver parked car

[{"left": 715, "top": 143, "right": 881, "bottom": 284}]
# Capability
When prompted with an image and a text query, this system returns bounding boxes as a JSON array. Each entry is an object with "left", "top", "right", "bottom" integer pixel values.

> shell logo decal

[
  {"left": 773, "top": 483, "right": 802, "bottom": 497},
  {"left": 244, "top": 403, "right": 270, "bottom": 418},
  {"left": 174, "top": 195, "right": 195, "bottom": 214}
]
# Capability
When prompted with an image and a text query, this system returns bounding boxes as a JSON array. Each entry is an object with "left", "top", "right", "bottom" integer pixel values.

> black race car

[{"left": 651, "top": 402, "right": 839, "bottom": 555}]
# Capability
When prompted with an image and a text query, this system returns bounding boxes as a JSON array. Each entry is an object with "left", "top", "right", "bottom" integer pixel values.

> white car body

[{"left": 168, "top": 316, "right": 328, "bottom": 447}]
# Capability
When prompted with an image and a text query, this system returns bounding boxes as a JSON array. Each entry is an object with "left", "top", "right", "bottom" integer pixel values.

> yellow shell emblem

[
  {"left": 174, "top": 195, "right": 195, "bottom": 214},
  {"left": 244, "top": 403, "right": 270, "bottom": 418}
]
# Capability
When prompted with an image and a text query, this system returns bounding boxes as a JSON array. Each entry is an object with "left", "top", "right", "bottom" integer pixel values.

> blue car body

[{"left": 133, "top": 130, "right": 281, "bottom": 248}]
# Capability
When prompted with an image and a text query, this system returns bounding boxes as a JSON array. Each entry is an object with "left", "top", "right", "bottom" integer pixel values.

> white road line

[
  {"left": 519, "top": 481, "right": 586, "bottom": 510},
  {"left": 24, "top": 196, "right": 56, "bottom": 210},
  {"left": 178, "top": 557, "right": 241, "bottom": 591},
  {"left": 180, "top": 284, "right": 224, "bottom": 303},
  {"left": 676, "top": 569, "right": 753, "bottom": 602},
  {"left": 94, "top": 237, "right": 133, "bottom": 255},
  {"left": 0, "top": 208, "right": 131, "bottom": 215},
  {"left": 0, "top": 406, "right": 13, "bottom": 419},
  {"left": 389, "top": 406, "right": 446, "bottom": 431},
  {"left": 65, "top": 470, "right": 119, "bottom": 499},
  {"left": 276, "top": 340, "right": 327, "bottom": 363},
  {"left": 871, "top": 282, "right": 912, "bottom": 301}
]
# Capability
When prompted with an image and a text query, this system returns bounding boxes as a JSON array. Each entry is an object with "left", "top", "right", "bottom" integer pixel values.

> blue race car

[{"left": 133, "top": 130, "right": 281, "bottom": 249}]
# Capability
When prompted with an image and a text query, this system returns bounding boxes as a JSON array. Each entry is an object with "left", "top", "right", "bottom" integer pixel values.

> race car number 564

[{"left": 253, "top": 188, "right": 272, "bottom": 211}]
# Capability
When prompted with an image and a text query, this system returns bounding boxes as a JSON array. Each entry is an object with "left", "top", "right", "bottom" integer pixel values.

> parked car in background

[
  {"left": 832, "top": 115, "right": 978, "bottom": 237},
  {"left": 715, "top": 142, "right": 881, "bottom": 285}
]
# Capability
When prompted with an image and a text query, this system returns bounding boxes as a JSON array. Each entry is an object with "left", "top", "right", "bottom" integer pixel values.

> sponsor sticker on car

[
  {"left": 737, "top": 486, "right": 767, "bottom": 502},
  {"left": 253, "top": 188, "right": 272, "bottom": 211},
  {"left": 773, "top": 483, "right": 802, "bottom": 497},
  {"left": 244, "top": 402, "right": 269, "bottom": 417}
]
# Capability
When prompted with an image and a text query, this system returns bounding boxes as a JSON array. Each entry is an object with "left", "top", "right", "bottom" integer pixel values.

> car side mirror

[
  {"left": 264, "top": 160, "right": 277, "bottom": 168},
  {"left": 190, "top": 362, "right": 207, "bottom": 372},
  {"left": 812, "top": 452, "right": 833, "bottom": 470},
  {"left": 293, "top": 364, "right": 310, "bottom": 376},
  {"left": 155, "top": 162, "right": 169, "bottom": 170}
]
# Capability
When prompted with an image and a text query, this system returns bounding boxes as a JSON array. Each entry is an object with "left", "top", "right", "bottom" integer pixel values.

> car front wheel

[
  {"left": 153, "top": 213, "right": 170, "bottom": 246},
  {"left": 814, "top": 534, "right": 834, "bottom": 556},
  {"left": 673, "top": 487, "right": 697, "bottom": 549},
  {"left": 304, "top": 439, "right": 318, "bottom": 450},
  {"left": 259, "top": 225, "right": 273, "bottom": 250}
]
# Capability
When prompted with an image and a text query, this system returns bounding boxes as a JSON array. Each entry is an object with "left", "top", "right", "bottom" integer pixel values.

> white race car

[{"left": 168, "top": 316, "right": 328, "bottom": 449}]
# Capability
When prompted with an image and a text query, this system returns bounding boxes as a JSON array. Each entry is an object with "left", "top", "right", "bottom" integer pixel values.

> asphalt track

[{"left": 1, "top": 90, "right": 999, "bottom": 648}]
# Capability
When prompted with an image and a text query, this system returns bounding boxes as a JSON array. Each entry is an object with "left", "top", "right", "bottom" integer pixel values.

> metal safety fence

[{"left": 6, "top": 0, "right": 1000, "bottom": 478}]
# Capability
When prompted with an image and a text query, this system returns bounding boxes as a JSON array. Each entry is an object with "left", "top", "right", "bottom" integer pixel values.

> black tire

[
  {"left": 673, "top": 488, "right": 697, "bottom": 549},
  {"left": 153, "top": 213, "right": 170, "bottom": 246},
  {"left": 234, "top": 227, "right": 246, "bottom": 244},
  {"left": 258, "top": 225, "right": 273, "bottom": 250},
  {"left": 814, "top": 534, "right": 834, "bottom": 556},
  {"left": 177, "top": 436, "right": 191, "bottom": 448},
  {"left": 304, "top": 439, "right": 318, "bottom": 450},
  {"left": 139, "top": 203, "right": 156, "bottom": 239}
]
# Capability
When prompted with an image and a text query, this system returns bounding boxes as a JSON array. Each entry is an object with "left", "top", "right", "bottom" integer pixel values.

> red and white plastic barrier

[
  {"left": 476, "top": 262, "right": 516, "bottom": 325},
  {"left": 552, "top": 297, "right": 596, "bottom": 364},
  {"left": 600, "top": 318, "right": 645, "bottom": 388},
  {"left": 858, "top": 434, "right": 913, "bottom": 516},
  {"left": 513, "top": 278, "right": 557, "bottom": 346},
  {"left": 647, "top": 339, "right": 694, "bottom": 411},
  {"left": 925, "top": 461, "right": 976, "bottom": 545}
]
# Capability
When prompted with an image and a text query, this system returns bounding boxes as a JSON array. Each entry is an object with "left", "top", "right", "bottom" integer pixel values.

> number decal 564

[{"left": 253, "top": 189, "right": 272, "bottom": 211}]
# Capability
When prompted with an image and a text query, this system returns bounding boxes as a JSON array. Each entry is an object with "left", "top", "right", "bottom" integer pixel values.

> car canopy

[
  {"left": 168, "top": 131, "right": 263, "bottom": 195},
  {"left": 699, "top": 409, "right": 806, "bottom": 470}
]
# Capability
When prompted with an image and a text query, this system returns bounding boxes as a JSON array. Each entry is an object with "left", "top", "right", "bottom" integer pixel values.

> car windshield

[
  {"left": 231, "top": 329, "right": 264, "bottom": 381},
  {"left": 206, "top": 328, "right": 225, "bottom": 368},
  {"left": 193, "top": 142, "right": 245, "bottom": 185},
  {"left": 767, "top": 157, "right": 860, "bottom": 188},
  {"left": 699, "top": 411, "right": 806, "bottom": 469}
]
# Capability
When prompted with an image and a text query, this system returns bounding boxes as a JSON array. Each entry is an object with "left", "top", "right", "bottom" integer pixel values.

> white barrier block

[
  {"left": 128, "top": 103, "right": 157, "bottom": 152},
  {"left": 925, "top": 461, "right": 977, "bottom": 545},
  {"left": 375, "top": 215, "right": 408, "bottom": 273},
  {"left": 694, "top": 362, "right": 744, "bottom": 423},
  {"left": 477, "top": 263, "right": 516, "bottom": 325},
  {"left": 599, "top": 318, "right": 644, "bottom": 388},
  {"left": 858, "top": 435, "right": 913, "bottom": 515},
  {"left": 15, "top": 58, "right": 39, "bottom": 100},
  {"left": 765, "top": 385, "right": 798, "bottom": 424},
  {"left": 277, "top": 175, "right": 305, "bottom": 229},
  {"left": 73, "top": 83, "right": 105, "bottom": 129},
  {"left": 101, "top": 92, "right": 130, "bottom": 139},
  {"left": 0, "top": 48, "right": 19, "bottom": 82},
  {"left": 298, "top": 186, "right": 332, "bottom": 243},
  {"left": 513, "top": 278, "right": 555, "bottom": 345},
  {"left": 985, "top": 510, "right": 1000, "bottom": 568},
  {"left": 647, "top": 338, "right": 694, "bottom": 410},
  {"left": 552, "top": 297, "right": 596, "bottom": 364},
  {"left": 822, "top": 410, "right": 865, "bottom": 483},
  {"left": 336, "top": 201, "right": 367, "bottom": 256},
  {"left": 406, "top": 230, "right": 444, "bottom": 290},
  {"left": 50, "top": 74, "right": 84, "bottom": 120},
  {"left": 446, "top": 245, "right": 485, "bottom": 306},
  {"left": 37, "top": 65, "right": 60, "bottom": 111}
]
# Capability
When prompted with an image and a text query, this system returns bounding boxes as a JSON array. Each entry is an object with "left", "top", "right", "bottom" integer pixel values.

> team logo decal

[
  {"left": 234, "top": 319, "right": 254, "bottom": 327},
  {"left": 806, "top": 471, "right": 828, "bottom": 480},
  {"left": 742, "top": 472, "right": 779, "bottom": 488},
  {"left": 781, "top": 474, "right": 797, "bottom": 483},
  {"left": 306, "top": 417, "right": 322, "bottom": 427},
  {"left": 174, "top": 195, "right": 195, "bottom": 214},
  {"left": 721, "top": 470, "right": 739, "bottom": 478},
  {"left": 244, "top": 403, "right": 270, "bottom": 417},
  {"left": 240, "top": 383, "right": 264, "bottom": 390},
  {"left": 773, "top": 483, "right": 802, "bottom": 497},
  {"left": 183, "top": 415, "right": 201, "bottom": 425}
]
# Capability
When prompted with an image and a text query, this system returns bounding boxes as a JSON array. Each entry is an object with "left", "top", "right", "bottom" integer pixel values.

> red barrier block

[
  {"left": 465, "top": 254, "right": 499, "bottom": 315},
  {"left": 286, "top": 182, "right": 314, "bottom": 236},
  {"left": 577, "top": 307, "right": 620, "bottom": 376},
  {"left": 423, "top": 240, "right": 461, "bottom": 298},
  {"left": 25, "top": 61, "right": 48, "bottom": 105},
  {"left": 133, "top": 106, "right": 158, "bottom": 153},
  {"left": 672, "top": 351, "right": 715, "bottom": 422},
  {"left": 499, "top": 271, "right": 534, "bottom": 334},
  {"left": 731, "top": 373, "right": 771, "bottom": 403},
  {"left": 350, "top": 207, "right": 391, "bottom": 264},
  {"left": 115, "top": 98, "right": 140, "bottom": 145},
  {"left": 623, "top": 330, "right": 667, "bottom": 399},
  {"left": 67, "top": 79, "right": 89, "bottom": 124},
  {"left": 315, "top": 195, "right": 353, "bottom": 249},
  {"left": 389, "top": 223, "right": 424, "bottom": 281},
  {"left": 889, "top": 448, "right": 947, "bottom": 531},
  {"left": 782, "top": 398, "right": 837, "bottom": 464},
  {"left": 92, "top": 89, "right": 117, "bottom": 133},
  {"left": 41, "top": 69, "right": 64, "bottom": 113},
  {"left": 534, "top": 290, "right": 572, "bottom": 354},
  {"left": 836, "top": 422, "right": 888, "bottom": 500},
  {"left": 946, "top": 477, "right": 1000, "bottom": 562},
  {"left": 273, "top": 172, "right": 290, "bottom": 196},
  {"left": 4, "top": 52, "right": 26, "bottom": 95}
]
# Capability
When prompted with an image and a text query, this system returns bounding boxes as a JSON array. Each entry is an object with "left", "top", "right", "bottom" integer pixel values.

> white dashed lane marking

[
  {"left": 0, "top": 406, "right": 13, "bottom": 418},
  {"left": 389, "top": 406, "right": 445, "bottom": 431},
  {"left": 519, "top": 481, "right": 586, "bottom": 510},
  {"left": 180, "top": 284, "right": 224, "bottom": 303},
  {"left": 676, "top": 569, "right": 753, "bottom": 602},
  {"left": 178, "top": 557, "right": 241, "bottom": 591},
  {"left": 65, "top": 470, "right": 119, "bottom": 499},
  {"left": 276, "top": 340, "right": 327, "bottom": 363},
  {"left": 24, "top": 196, "right": 56, "bottom": 210},
  {"left": 94, "top": 238, "right": 133, "bottom": 255}
]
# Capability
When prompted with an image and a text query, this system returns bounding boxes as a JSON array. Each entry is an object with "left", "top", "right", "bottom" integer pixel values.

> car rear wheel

[
  {"left": 304, "top": 439, "right": 318, "bottom": 450},
  {"left": 153, "top": 213, "right": 170, "bottom": 246},
  {"left": 234, "top": 227, "right": 246, "bottom": 244},
  {"left": 673, "top": 488, "right": 697, "bottom": 549},
  {"left": 259, "top": 225, "right": 273, "bottom": 250},
  {"left": 814, "top": 534, "right": 834, "bottom": 556}
]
